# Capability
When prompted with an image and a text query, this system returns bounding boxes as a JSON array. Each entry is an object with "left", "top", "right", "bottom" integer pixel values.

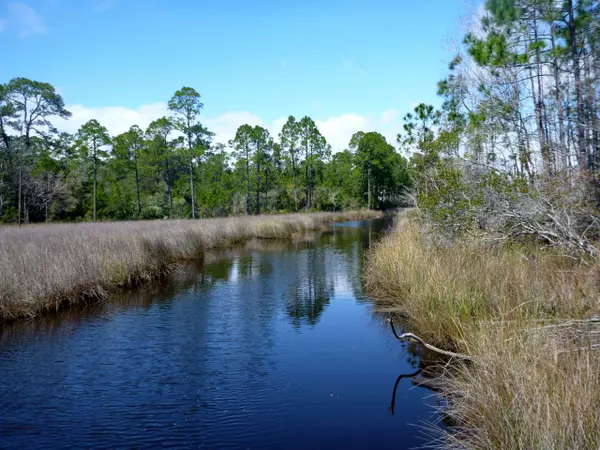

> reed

[{"left": 364, "top": 214, "right": 600, "bottom": 448}]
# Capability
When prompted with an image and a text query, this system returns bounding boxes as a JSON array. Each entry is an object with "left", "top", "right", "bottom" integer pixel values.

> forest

[{"left": 0, "top": 83, "right": 410, "bottom": 224}]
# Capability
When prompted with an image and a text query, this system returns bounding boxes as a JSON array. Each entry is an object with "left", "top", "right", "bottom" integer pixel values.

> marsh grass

[
  {"left": 364, "top": 214, "right": 600, "bottom": 449},
  {"left": 0, "top": 210, "right": 380, "bottom": 321}
]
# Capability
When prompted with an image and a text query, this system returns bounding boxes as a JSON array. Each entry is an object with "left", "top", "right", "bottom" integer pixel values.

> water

[{"left": 0, "top": 218, "right": 441, "bottom": 449}]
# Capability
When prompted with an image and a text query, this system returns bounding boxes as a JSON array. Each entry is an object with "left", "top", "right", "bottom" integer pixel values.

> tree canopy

[{"left": 0, "top": 80, "right": 411, "bottom": 223}]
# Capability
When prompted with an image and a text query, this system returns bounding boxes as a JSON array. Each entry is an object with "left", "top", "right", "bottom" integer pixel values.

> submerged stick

[{"left": 388, "top": 318, "right": 472, "bottom": 361}]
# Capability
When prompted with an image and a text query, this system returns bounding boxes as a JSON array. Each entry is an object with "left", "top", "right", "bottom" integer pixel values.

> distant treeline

[{"left": 0, "top": 81, "right": 411, "bottom": 223}]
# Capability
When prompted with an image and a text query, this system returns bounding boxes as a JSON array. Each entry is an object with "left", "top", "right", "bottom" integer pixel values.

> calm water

[{"left": 0, "top": 218, "right": 440, "bottom": 449}]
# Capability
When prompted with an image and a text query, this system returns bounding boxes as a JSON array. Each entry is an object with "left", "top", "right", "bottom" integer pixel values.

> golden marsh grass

[
  {"left": 364, "top": 214, "right": 600, "bottom": 449},
  {"left": 0, "top": 210, "right": 380, "bottom": 321}
]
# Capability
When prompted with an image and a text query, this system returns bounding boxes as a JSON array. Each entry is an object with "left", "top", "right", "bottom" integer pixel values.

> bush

[{"left": 140, "top": 205, "right": 163, "bottom": 220}]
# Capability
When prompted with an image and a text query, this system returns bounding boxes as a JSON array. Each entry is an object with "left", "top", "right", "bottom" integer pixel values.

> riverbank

[
  {"left": 364, "top": 212, "right": 600, "bottom": 449},
  {"left": 0, "top": 210, "right": 381, "bottom": 321}
]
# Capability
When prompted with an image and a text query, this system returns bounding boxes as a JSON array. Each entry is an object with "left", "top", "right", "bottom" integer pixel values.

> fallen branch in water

[{"left": 388, "top": 318, "right": 472, "bottom": 361}]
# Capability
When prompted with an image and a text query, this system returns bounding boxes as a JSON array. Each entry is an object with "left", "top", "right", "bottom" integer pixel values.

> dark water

[{"left": 0, "top": 218, "right": 441, "bottom": 449}]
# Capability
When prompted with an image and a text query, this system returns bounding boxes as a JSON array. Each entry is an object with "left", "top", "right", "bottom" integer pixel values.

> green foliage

[
  {"left": 350, "top": 131, "right": 410, "bottom": 209},
  {"left": 0, "top": 80, "right": 412, "bottom": 223}
]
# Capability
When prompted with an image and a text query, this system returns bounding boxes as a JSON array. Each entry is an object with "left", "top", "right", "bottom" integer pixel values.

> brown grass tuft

[
  {"left": 442, "top": 327, "right": 600, "bottom": 449},
  {"left": 0, "top": 210, "right": 381, "bottom": 321},
  {"left": 364, "top": 213, "right": 600, "bottom": 448}
]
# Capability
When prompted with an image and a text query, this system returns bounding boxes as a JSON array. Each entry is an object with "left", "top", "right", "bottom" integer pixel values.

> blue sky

[{"left": 0, "top": 0, "right": 477, "bottom": 149}]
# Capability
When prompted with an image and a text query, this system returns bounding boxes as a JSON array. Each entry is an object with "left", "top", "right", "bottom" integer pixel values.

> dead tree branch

[{"left": 388, "top": 318, "right": 472, "bottom": 361}]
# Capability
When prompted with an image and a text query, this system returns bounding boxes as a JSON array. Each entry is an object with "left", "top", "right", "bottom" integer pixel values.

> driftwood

[{"left": 388, "top": 318, "right": 472, "bottom": 361}]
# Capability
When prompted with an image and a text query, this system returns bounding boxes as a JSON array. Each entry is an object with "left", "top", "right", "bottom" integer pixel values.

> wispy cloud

[
  {"left": 380, "top": 109, "right": 398, "bottom": 125},
  {"left": 7, "top": 2, "right": 47, "bottom": 37}
]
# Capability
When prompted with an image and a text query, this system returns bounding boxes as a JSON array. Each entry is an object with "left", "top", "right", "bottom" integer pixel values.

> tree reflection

[
  {"left": 285, "top": 246, "right": 334, "bottom": 327},
  {"left": 286, "top": 282, "right": 331, "bottom": 327}
]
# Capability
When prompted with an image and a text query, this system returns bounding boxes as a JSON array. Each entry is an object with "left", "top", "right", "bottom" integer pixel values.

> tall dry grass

[
  {"left": 0, "top": 210, "right": 380, "bottom": 321},
  {"left": 364, "top": 214, "right": 600, "bottom": 449}
]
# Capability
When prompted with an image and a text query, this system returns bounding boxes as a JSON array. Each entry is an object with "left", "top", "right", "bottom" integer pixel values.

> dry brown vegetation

[
  {"left": 0, "top": 210, "right": 380, "bottom": 321},
  {"left": 364, "top": 212, "right": 600, "bottom": 449}
]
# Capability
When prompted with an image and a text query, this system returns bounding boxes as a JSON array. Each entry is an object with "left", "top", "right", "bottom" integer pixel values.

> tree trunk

[
  {"left": 309, "top": 167, "right": 314, "bottom": 209},
  {"left": 165, "top": 158, "right": 172, "bottom": 218},
  {"left": 528, "top": 23, "right": 550, "bottom": 173},
  {"left": 264, "top": 167, "right": 269, "bottom": 213},
  {"left": 134, "top": 156, "right": 141, "bottom": 215},
  {"left": 535, "top": 22, "right": 551, "bottom": 173},
  {"left": 245, "top": 147, "right": 250, "bottom": 215},
  {"left": 93, "top": 151, "right": 97, "bottom": 222},
  {"left": 513, "top": 75, "right": 531, "bottom": 178},
  {"left": 189, "top": 160, "right": 196, "bottom": 219},
  {"left": 361, "top": 163, "right": 366, "bottom": 205},
  {"left": 0, "top": 165, "right": 3, "bottom": 219},
  {"left": 584, "top": 52, "right": 599, "bottom": 170},
  {"left": 255, "top": 156, "right": 261, "bottom": 215},
  {"left": 18, "top": 161, "right": 22, "bottom": 226},
  {"left": 567, "top": 0, "right": 587, "bottom": 172},
  {"left": 187, "top": 128, "right": 196, "bottom": 219},
  {"left": 18, "top": 103, "right": 29, "bottom": 226},
  {"left": 45, "top": 173, "right": 50, "bottom": 222},
  {"left": 291, "top": 153, "right": 298, "bottom": 211},
  {"left": 367, "top": 158, "right": 372, "bottom": 210},
  {"left": 551, "top": 26, "right": 568, "bottom": 171},
  {"left": 24, "top": 188, "right": 28, "bottom": 224},
  {"left": 305, "top": 151, "right": 310, "bottom": 211}
]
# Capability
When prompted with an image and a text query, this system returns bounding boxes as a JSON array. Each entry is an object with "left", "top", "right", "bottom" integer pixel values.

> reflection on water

[{"left": 0, "top": 216, "right": 441, "bottom": 449}]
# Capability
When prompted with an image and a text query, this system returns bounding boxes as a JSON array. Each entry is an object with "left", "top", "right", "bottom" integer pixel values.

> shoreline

[{"left": 0, "top": 210, "right": 382, "bottom": 322}]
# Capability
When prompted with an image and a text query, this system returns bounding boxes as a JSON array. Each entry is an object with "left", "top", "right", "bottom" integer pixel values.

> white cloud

[
  {"left": 269, "top": 117, "right": 287, "bottom": 138},
  {"left": 204, "top": 112, "right": 264, "bottom": 144},
  {"left": 55, "top": 104, "right": 269, "bottom": 146},
  {"left": 316, "top": 114, "right": 370, "bottom": 151},
  {"left": 380, "top": 109, "right": 398, "bottom": 125},
  {"left": 55, "top": 102, "right": 410, "bottom": 152},
  {"left": 7, "top": 2, "right": 47, "bottom": 37},
  {"left": 55, "top": 102, "right": 170, "bottom": 136}
]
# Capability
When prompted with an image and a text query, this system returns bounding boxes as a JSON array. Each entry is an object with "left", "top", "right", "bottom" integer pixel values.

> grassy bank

[
  {"left": 0, "top": 210, "right": 380, "bottom": 321},
  {"left": 364, "top": 213, "right": 600, "bottom": 449}
]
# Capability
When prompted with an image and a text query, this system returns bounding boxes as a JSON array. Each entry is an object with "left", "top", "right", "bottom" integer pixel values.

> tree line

[{"left": 0, "top": 79, "right": 410, "bottom": 223}]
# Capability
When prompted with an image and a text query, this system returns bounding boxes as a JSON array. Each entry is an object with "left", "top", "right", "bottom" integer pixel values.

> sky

[{"left": 0, "top": 0, "right": 478, "bottom": 151}]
